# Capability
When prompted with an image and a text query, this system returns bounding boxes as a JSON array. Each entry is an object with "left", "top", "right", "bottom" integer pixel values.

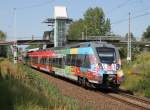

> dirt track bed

[{"left": 33, "top": 69, "right": 140, "bottom": 110}]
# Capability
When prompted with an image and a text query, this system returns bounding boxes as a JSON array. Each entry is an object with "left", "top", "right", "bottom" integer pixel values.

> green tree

[
  {"left": 84, "top": 7, "right": 110, "bottom": 36},
  {"left": 0, "top": 30, "right": 7, "bottom": 57},
  {"left": 125, "top": 33, "right": 136, "bottom": 41},
  {"left": 142, "top": 25, "right": 150, "bottom": 41},
  {"left": 119, "top": 47, "right": 127, "bottom": 59},
  {"left": 68, "top": 19, "right": 84, "bottom": 40},
  {"left": 0, "top": 30, "right": 6, "bottom": 41},
  {"left": 25, "top": 44, "right": 42, "bottom": 50},
  {"left": 68, "top": 7, "right": 111, "bottom": 40},
  {"left": 119, "top": 33, "right": 140, "bottom": 60}
]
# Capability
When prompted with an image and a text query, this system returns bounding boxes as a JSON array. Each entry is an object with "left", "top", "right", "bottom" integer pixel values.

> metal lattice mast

[
  {"left": 13, "top": 8, "right": 17, "bottom": 64},
  {"left": 127, "top": 12, "right": 131, "bottom": 62}
]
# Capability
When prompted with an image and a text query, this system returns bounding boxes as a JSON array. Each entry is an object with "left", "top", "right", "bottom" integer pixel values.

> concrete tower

[{"left": 44, "top": 6, "right": 72, "bottom": 47}]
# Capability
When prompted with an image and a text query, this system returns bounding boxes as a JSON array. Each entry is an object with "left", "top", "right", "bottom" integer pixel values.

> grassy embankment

[
  {"left": 121, "top": 52, "right": 150, "bottom": 98},
  {"left": 0, "top": 59, "right": 92, "bottom": 110}
]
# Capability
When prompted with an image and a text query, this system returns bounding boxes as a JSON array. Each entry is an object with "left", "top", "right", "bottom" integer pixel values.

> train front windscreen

[{"left": 96, "top": 47, "right": 116, "bottom": 64}]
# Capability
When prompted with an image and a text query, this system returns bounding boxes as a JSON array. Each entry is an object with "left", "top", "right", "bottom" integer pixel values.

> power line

[
  {"left": 111, "top": 11, "right": 150, "bottom": 25},
  {"left": 111, "top": 18, "right": 128, "bottom": 25},
  {"left": 115, "top": 0, "right": 131, "bottom": 8},
  {"left": 107, "top": 0, "right": 148, "bottom": 19},
  {"left": 16, "top": 0, "right": 54, "bottom": 10},
  {"left": 107, "top": 0, "right": 131, "bottom": 15},
  {"left": 133, "top": 7, "right": 150, "bottom": 14},
  {"left": 119, "top": 6, "right": 150, "bottom": 19}
]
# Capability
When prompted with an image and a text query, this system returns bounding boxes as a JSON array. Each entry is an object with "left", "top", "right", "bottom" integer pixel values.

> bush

[
  {"left": 0, "top": 59, "right": 92, "bottom": 110},
  {"left": 121, "top": 52, "right": 150, "bottom": 98}
]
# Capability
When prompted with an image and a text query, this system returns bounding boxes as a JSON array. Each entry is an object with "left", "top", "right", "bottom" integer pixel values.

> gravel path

[{"left": 35, "top": 70, "right": 140, "bottom": 110}]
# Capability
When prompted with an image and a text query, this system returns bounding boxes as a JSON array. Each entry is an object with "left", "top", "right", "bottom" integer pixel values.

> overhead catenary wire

[
  {"left": 111, "top": 11, "right": 150, "bottom": 25},
  {"left": 107, "top": 0, "right": 131, "bottom": 15},
  {"left": 16, "top": 0, "right": 54, "bottom": 10},
  {"left": 120, "top": 6, "right": 150, "bottom": 19},
  {"left": 133, "top": 7, "right": 150, "bottom": 14},
  {"left": 107, "top": 0, "right": 150, "bottom": 24}
]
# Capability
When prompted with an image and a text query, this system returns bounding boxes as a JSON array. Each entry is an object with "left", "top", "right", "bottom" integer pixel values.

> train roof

[
  {"left": 26, "top": 48, "right": 39, "bottom": 52},
  {"left": 35, "top": 41, "right": 116, "bottom": 52},
  {"left": 67, "top": 41, "right": 115, "bottom": 48},
  {"left": 51, "top": 41, "right": 116, "bottom": 49}
]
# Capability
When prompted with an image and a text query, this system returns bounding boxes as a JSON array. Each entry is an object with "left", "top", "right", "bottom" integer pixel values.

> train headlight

[{"left": 116, "top": 64, "right": 120, "bottom": 70}]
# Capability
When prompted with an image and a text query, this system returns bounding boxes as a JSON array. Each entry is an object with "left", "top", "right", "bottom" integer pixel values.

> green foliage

[
  {"left": 0, "top": 30, "right": 6, "bottom": 41},
  {"left": 119, "top": 45, "right": 140, "bottom": 60},
  {"left": 68, "top": 19, "right": 85, "bottom": 40},
  {"left": 0, "top": 60, "right": 93, "bottom": 110},
  {"left": 121, "top": 52, "right": 150, "bottom": 98},
  {"left": 119, "top": 47, "right": 127, "bottom": 59},
  {"left": 26, "top": 44, "right": 42, "bottom": 50},
  {"left": 68, "top": 7, "right": 111, "bottom": 40},
  {"left": 119, "top": 32, "right": 140, "bottom": 59},
  {"left": 0, "top": 45, "right": 8, "bottom": 57},
  {"left": 142, "top": 25, "right": 150, "bottom": 41},
  {"left": 0, "top": 30, "right": 7, "bottom": 57},
  {"left": 125, "top": 32, "right": 136, "bottom": 41}
]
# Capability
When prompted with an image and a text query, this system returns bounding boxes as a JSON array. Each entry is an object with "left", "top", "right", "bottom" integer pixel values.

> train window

[
  {"left": 83, "top": 55, "right": 90, "bottom": 68},
  {"left": 40, "top": 58, "right": 42, "bottom": 64},
  {"left": 96, "top": 47, "right": 116, "bottom": 64},
  {"left": 62, "top": 58, "right": 65, "bottom": 68},
  {"left": 76, "top": 54, "right": 84, "bottom": 67},
  {"left": 58, "top": 58, "right": 62, "bottom": 65},
  {"left": 39, "top": 58, "right": 41, "bottom": 64},
  {"left": 49, "top": 58, "right": 52, "bottom": 65},
  {"left": 34, "top": 58, "right": 37, "bottom": 64},
  {"left": 44, "top": 58, "right": 47, "bottom": 64},
  {"left": 52, "top": 58, "right": 56, "bottom": 66},
  {"left": 43, "top": 58, "right": 44, "bottom": 64},
  {"left": 56, "top": 58, "right": 59, "bottom": 66},
  {"left": 41, "top": 58, "right": 43, "bottom": 64},
  {"left": 57, "top": 58, "right": 63, "bottom": 68},
  {"left": 45, "top": 58, "right": 48, "bottom": 65},
  {"left": 71, "top": 54, "right": 77, "bottom": 66},
  {"left": 34, "top": 58, "right": 36, "bottom": 63},
  {"left": 66, "top": 54, "right": 71, "bottom": 66}
]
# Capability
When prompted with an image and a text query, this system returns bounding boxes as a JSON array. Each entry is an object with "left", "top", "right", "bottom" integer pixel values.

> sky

[{"left": 0, "top": 0, "right": 150, "bottom": 41}]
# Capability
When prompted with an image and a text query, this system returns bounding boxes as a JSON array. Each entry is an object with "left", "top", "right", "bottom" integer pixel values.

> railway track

[
  {"left": 99, "top": 89, "right": 150, "bottom": 110},
  {"left": 118, "top": 90, "right": 150, "bottom": 105},
  {"left": 32, "top": 67, "right": 150, "bottom": 110}
]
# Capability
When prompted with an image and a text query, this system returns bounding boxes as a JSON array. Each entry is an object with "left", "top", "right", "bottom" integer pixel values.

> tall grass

[
  {"left": 0, "top": 59, "right": 93, "bottom": 110},
  {"left": 121, "top": 52, "right": 150, "bottom": 98}
]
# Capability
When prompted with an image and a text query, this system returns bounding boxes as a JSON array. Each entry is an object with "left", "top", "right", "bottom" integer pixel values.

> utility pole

[
  {"left": 32, "top": 35, "right": 34, "bottom": 40},
  {"left": 127, "top": 12, "right": 131, "bottom": 62},
  {"left": 13, "top": 8, "right": 17, "bottom": 64}
]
